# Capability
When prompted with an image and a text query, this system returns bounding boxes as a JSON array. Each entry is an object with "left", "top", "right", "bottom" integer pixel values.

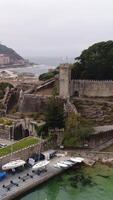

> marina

[
  {"left": 0, "top": 153, "right": 84, "bottom": 200},
  {"left": 18, "top": 163, "right": 113, "bottom": 200}
]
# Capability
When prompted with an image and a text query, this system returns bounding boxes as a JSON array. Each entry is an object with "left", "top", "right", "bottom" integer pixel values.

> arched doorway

[{"left": 73, "top": 91, "right": 79, "bottom": 97}]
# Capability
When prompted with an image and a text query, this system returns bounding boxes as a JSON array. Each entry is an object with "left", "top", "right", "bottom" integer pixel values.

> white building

[{"left": 0, "top": 54, "right": 10, "bottom": 65}]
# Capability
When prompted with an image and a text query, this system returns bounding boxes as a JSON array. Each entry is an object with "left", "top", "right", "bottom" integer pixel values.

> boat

[
  {"left": 0, "top": 172, "right": 7, "bottom": 181},
  {"left": 32, "top": 160, "right": 50, "bottom": 171},
  {"left": 70, "top": 157, "right": 84, "bottom": 163},
  {"left": 62, "top": 160, "right": 74, "bottom": 166},
  {"left": 55, "top": 162, "right": 68, "bottom": 169},
  {"left": 2, "top": 160, "right": 26, "bottom": 171}
]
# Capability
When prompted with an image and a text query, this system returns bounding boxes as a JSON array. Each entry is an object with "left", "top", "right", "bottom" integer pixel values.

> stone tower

[{"left": 59, "top": 64, "right": 71, "bottom": 98}]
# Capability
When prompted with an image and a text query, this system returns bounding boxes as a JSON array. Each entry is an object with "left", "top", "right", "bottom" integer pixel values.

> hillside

[
  {"left": 74, "top": 98, "right": 113, "bottom": 126},
  {"left": 0, "top": 44, "right": 23, "bottom": 60}
]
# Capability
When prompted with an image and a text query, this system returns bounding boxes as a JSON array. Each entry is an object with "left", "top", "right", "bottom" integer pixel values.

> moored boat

[
  {"left": 54, "top": 162, "right": 68, "bottom": 169},
  {"left": 2, "top": 160, "right": 26, "bottom": 171},
  {"left": 62, "top": 160, "right": 74, "bottom": 166},
  {"left": 70, "top": 157, "right": 84, "bottom": 163},
  {"left": 32, "top": 160, "right": 50, "bottom": 171}
]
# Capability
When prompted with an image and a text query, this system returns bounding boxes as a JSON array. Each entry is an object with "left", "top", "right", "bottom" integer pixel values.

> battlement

[
  {"left": 59, "top": 64, "right": 113, "bottom": 98},
  {"left": 72, "top": 79, "right": 113, "bottom": 83}
]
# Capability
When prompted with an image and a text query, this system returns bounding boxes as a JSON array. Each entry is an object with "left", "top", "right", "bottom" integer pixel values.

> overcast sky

[{"left": 0, "top": 0, "right": 113, "bottom": 57}]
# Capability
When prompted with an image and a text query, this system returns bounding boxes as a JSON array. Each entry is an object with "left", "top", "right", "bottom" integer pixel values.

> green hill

[{"left": 0, "top": 43, "right": 23, "bottom": 60}]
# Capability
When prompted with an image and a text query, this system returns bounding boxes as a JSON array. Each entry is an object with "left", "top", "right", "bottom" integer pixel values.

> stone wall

[
  {"left": 0, "top": 125, "right": 11, "bottom": 140},
  {"left": 59, "top": 64, "right": 113, "bottom": 97},
  {"left": 19, "top": 94, "right": 50, "bottom": 113},
  {"left": 71, "top": 80, "right": 113, "bottom": 97},
  {"left": 67, "top": 150, "right": 113, "bottom": 161},
  {"left": 0, "top": 138, "right": 57, "bottom": 167},
  {"left": 19, "top": 94, "right": 65, "bottom": 113}
]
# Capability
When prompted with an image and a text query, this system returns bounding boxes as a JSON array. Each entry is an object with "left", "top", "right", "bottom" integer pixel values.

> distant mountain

[{"left": 0, "top": 44, "right": 23, "bottom": 60}]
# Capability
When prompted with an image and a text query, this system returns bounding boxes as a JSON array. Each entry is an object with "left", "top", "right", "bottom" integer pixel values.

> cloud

[{"left": 0, "top": 0, "right": 113, "bottom": 57}]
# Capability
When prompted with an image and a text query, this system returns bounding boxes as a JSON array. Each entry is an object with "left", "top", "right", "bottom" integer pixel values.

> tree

[
  {"left": 39, "top": 70, "right": 58, "bottom": 81},
  {"left": 45, "top": 96, "right": 65, "bottom": 129},
  {"left": 63, "top": 113, "right": 93, "bottom": 147},
  {"left": 72, "top": 40, "right": 113, "bottom": 80},
  {"left": 0, "top": 82, "right": 13, "bottom": 99}
]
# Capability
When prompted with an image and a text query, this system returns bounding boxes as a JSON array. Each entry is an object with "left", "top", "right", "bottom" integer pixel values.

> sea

[
  {"left": 9, "top": 64, "right": 56, "bottom": 77},
  {"left": 3, "top": 56, "right": 74, "bottom": 77},
  {"left": 17, "top": 163, "right": 113, "bottom": 200}
]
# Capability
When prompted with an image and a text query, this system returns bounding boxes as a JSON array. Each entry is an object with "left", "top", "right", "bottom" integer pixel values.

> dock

[{"left": 0, "top": 155, "right": 78, "bottom": 200}]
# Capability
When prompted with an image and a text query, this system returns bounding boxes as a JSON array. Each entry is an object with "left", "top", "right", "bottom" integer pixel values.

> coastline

[{"left": 0, "top": 64, "right": 38, "bottom": 70}]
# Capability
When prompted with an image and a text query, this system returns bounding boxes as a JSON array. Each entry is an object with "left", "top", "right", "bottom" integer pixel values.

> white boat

[
  {"left": 63, "top": 160, "right": 74, "bottom": 166},
  {"left": 2, "top": 160, "right": 26, "bottom": 171},
  {"left": 55, "top": 162, "right": 68, "bottom": 168},
  {"left": 70, "top": 157, "right": 84, "bottom": 163},
  {"left": 32, "top": 160, "right": 50, "bottom": 171},
  {"left": 54, "top": 164, "right": 61, "bottom": 168}
]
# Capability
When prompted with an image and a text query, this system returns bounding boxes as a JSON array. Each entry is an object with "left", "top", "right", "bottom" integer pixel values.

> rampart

[
  {"left": 59, "top": 64, "right": 113, "bottom": 97},
  {"left": 19, "top": 94, "right": 65, "bottom": 113},
  {"left": 71, "top": 80, "right": 113, "bottom": 97}
]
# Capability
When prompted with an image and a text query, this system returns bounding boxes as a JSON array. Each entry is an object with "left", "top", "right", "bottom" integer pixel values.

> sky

[{"left": 0, "top": 0, "right": 113, "bottom": 58}]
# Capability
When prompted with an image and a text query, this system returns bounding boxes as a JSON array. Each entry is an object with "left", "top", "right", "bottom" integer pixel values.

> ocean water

[
  {"left": 18, "top": 164, "right": 113, "bottom": 200},
  {"left": 8, "top": 65, "right": 56, "bottom": 77}
]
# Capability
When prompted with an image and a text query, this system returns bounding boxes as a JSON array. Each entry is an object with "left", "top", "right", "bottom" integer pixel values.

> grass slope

[{"left": 0, "top": 136, "right": 39, "bottom": 157}]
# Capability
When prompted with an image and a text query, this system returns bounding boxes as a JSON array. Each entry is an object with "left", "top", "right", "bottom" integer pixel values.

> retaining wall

[
  {"left": 0, "top": 138, "right": 57, "bottom": 168},
  {"left": 67, "top": 150, "right": 113, "bottom": 160}
]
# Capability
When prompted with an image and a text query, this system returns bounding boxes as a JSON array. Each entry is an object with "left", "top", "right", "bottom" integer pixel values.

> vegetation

[
  {"left": 39, "top": 70, "right": 58, "bottom": 81},
  {"left": 45, "top": 96, "right": 65, "bottom": 129},
  {"left": 0, "top": 137, "right": 39, "bottom": 157},
  {"left": 34, "top": 123, "right": 48, "bottom": 138},
  {"left": 63, "top": 113, "right": 94, "bottom": 147},
  {"left": 0, "top": 82, "right": 13, "bottom": 99},
  {"left": 0, "top": 118, "right": 13, "bottom": 126},
  {"left": 72, "top": 40, "right": 113, "bottom": 80},
  {"left": 0, "top": 44, "right": 23, "bottom": 60}
]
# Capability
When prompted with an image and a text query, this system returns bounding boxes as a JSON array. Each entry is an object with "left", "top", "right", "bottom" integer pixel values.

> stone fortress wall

[
  {"left": 18, "top": 64, "right": 113, "bottom": 113},
  {"left": 59, "top": 64, "right": 113, "bottom": 97},
  {"left": 71, "top": 80, "right": 113, "bottom": 97}
]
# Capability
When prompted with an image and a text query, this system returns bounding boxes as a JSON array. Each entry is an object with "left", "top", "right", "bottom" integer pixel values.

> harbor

[{"left": 0, "top": 152, "right": 84, "bottom": 200}]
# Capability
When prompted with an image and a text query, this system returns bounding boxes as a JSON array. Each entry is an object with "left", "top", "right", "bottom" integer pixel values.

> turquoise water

[{"left": 18, "top": 164, "right": 113, "bottom": 200}]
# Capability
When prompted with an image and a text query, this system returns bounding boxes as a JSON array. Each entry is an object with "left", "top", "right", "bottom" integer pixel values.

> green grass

[
  {"left": 0, "top": 136, "right": 39, "bottom": 157},
  {"left": 0, "top": 118, "right": 13, "bottom": 126}
]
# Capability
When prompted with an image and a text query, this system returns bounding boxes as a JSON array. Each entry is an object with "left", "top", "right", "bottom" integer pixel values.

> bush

[
  {"left": 63, "top": 113, "right": 94, "bottom": 147},
  {"left": 39, "top": 70, "right": 58, "bottom": 81},
  {"left": 0, "top": 118, "right": 13, "bottom": 126},
  {"left": 0, "top": 82, "right": 13, "bottom": 99}
]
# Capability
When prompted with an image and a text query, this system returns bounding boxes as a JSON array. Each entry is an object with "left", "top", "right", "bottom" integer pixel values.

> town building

[{"left": 0, "top": 54, "right": 10, "bottom": 65}]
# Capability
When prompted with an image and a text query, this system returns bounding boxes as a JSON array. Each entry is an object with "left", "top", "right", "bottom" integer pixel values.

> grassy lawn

[{"left": 0, "top": 136, "right": 39, "bottom": 157}]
